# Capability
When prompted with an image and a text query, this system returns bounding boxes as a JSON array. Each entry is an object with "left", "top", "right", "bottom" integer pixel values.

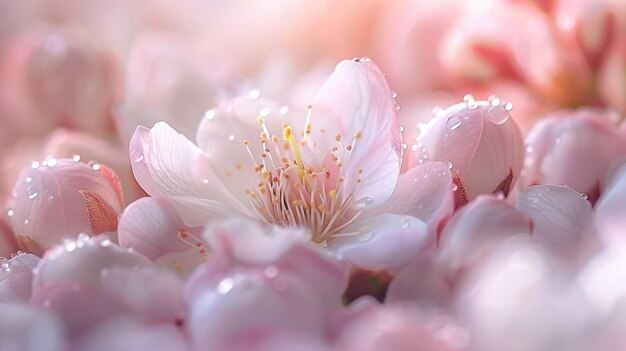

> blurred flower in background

[{"left": 0, "top": 0, "right": 626, "bottom": 350}]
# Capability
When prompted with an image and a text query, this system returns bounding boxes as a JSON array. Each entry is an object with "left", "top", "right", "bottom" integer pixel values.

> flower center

[{"left": 241, "top": 107, "right": 368, "bottom": 245}]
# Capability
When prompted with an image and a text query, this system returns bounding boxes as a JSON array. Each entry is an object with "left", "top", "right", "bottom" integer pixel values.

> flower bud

[
  {"left": 521, "top": 108, "right": 626, "bottom": 202},
  {"left": 415, "top": 96, "right": 524, "bottom": 208},
  {"left": 8, "top": 158, "right": 124, "bottom": 255}
]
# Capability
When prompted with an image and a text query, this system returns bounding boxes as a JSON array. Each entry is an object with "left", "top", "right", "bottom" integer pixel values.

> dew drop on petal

[
  {"left": 411, "top": 144, "right": 418, "bottom": 152},
  {"left": 446, "top": 115, "right": 462, "bottom": 130},
  {"left": 31, "top": 161, "right": 40, "bottom": 169},
  {"left": 27, "top": 191, "right": 38, "bottom": 200},
  {"left": 25, "top": 177, "right": 32, "bottom": 183},
  {"left": 6, "top": 208, "right": 14, "bottom": 217},
  {"left": 259, "top": 107, "right": 270, "bottom": 117},
  {"left": 357, "top": 229, "right": 374, "bottom": 242},
  {"left": 265, "top": 265, "right": 279, "bottom": 278},
  {"left": 228, "top": 134, "right": 235, "bottom": 141},
  {"left": 444, "top": 161, "right": 453, "bottom": 169},
  {"left": 46, "top": 158, "right": 57, "bottom": 167},
  {"left": 217, "top": 277, "right": 234, "bottom": 294},
  {"left": 279, "top": 105, "right": 289, "bottom": 114},
  {"left": 0, "top": 257, "right": 9, "bottom": 270},
  {"left": 248, "top": 89, "right": 261, "bottom": 100},
  {"left": 402, "top": 218, "right": 411, "bottom": 229},
  {"left": 72, "top": 154, "right": 81, "bottom": 162},
  {"left": 526, "top": 145, "right": 534, "bottom": 153},
  {"left": 581, "top": 193, "right": 588, "bottom": 200},
  {"left": 130, "top": 149, "right": 144, "bottom": 163},
  {"left": 354, "top": 197, "right": 373, "bottom": 209},
  {"left": 391, "top": 90, "right": 398, "bottom": 98},
  {"left": 488, "top": 95, "right": 501, "bottom": 106},
  {"left": 91, "top": 163, "right": 101, "bottom": 171},
  {"left": 204, "top": 110, "right": 216, "bottom": 120},
  {"left": 451, "top": 184, "right": 458, "bottom": 191},
  {"left": 487, "top": 106, "right": 510, "bottom": 124},
  {"left": 202, "top": 179, "right": 209, "bottom": 184}
]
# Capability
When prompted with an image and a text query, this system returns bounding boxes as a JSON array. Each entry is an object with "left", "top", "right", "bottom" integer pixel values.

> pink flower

[
  {"left": 411, "top": 96, "right": 524, "bottom": 208},
  {"left": 521, "top": 108, "right": 626, "bottom": 203},
  {"left": 71, "top": 317, "right": 189, "bottom": 351},
  {"left": 31, "top": 234, "right": 186, "bottom": 335},
  {"left": 118, "top": 197, "right": 206, "bottom": 277},
  {"left": 130, "top": 59, "right": 453, "bottom": 270},
  {"left": 335, "top": 298, "right": 469, "bottom": 351},
  {"left": 117, "top": 32, "right": 224, "bottom": 142},
  {"left": 0, "top": 303, "right": 66, "bottom": 351},
  {"left": 0, "top": 29, "right": 119, "bottom": 136},
  {"left": 455, "top": 236, "right": 584, "bottom": 351},
  {"left": 0, "top": 252, "right": 40, "bottom": 303},
  {"left": 517, "top": 184, "right": 595, "bottom": 268},
  {"left": 8, "top": 158, "right": 124, "bottom": 255},
  {"left": 184, "top": 218, "right": 348, "bottom": 350}
]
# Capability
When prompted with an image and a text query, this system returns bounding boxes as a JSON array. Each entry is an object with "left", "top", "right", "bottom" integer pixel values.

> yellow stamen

[{"left": 283, "top": 125, "right": 305, "bottom": 176}]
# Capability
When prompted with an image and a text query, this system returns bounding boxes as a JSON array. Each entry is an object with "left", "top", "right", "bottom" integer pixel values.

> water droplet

[
  {"left": 451, "top": 184, "right": 458, "bottom": 191},
  {"left": 526, "top": 145, "right": 534, "bottom": 153},
  {"left": 395, "top": 104, "right": 401, "bottom": 111},
  {"left": 64, "top": 240, "right": 77, "bottom": 252},
  {"left": 72, "top": 154, "right": 81, "bottom": 162},
  {"left": 204, "top": 109, "right": 216, "bottom": 120},
  {"left": 391, "top": 91, "right": 398, "bottom": 98},
  {"left": 265, "top": 265, "right": 279, "bottom": 278},
  {"left": 444, "top": 161, "right": 453, "bottom": 169},
  {"left": 487, "top": 106, "right": 510, "bottom": 124},
  {"left": 496, "top": 192, "right": 505, "bottom": 200},
  {"left": 400, "top": 125, "right": 405, "bottom": 133},
  {"left": 217, "top": 277, "right": 234, "bottom": 294},
  {"left": 401, "top": 143, "right": 408, "bottom": 150},
  {"left": 411, "top": 144, "right": 418, "bottom": 152},
  {"left": 6, "top": 208, "right": 14, "bottom": 217},
  {"left": 280, "top": 105, "right": 289, "bottom": 114},
  {"left": 248, "top": 89, "right": 261, "bottom": 100},
  {"left": 357, "top": 229, "right": 374, "bottom": 242},
  {"left": 25, "top": 177, "right": 32, "bottom": 183},
  {"left": 28, "top": 191, "right": 38, "bottom": 200},
  {"left": 202, "top": 179, "right": 209, "bottom": 184},
  {"left": 46, "top": 158, "right": 57, "bottom": 167},
  {"left": 259, "top": 107, "right": 270, "bottom": 117},
  {"left": 418, "top": 159, "right": 425, "bottom": 164},
  {"left": 130, "top": 149, "right": 144, "bottom": 163},
  {"left": 581, "top": 193, "right": 588, "bottom": 200},
  {"left": 0, "top": 257, "right": 9, "bottom": 270},
  {"left": 504, "top": 102, "right": 513, "bottom": 111},
  {"left": 24, "top": 219, "right": 29, "bottom": 225},
  {"left": 31, "top": 161, "right": 40, "bottom": 169},
  {"left": 463, "top": 94, "right": 477, "bottom": 109},
  {"left": 47, "top": 195, "right": 54, "bottom": 201},
  {"left": 488, "top": 95, "right": 501, "bottom": 106},
  {"left": 446, "top": 115, "right": 462, "bottom": 130},
  {"left": 402, "top": 218, "right": 411, "bottom": 229},
  {"left": 352, "top": 57, "right": 371, "bottom": 63},
  {"left": 91, "top": 163, "right": 101, "bottom": 171},
  {"left": 354, "top": 197, "right": 373, "bottom": 209}
]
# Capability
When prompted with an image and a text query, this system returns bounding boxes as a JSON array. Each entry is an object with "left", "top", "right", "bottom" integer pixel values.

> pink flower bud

[
  {"left": 8, "top": 158, "right": 124, "bottom": 255},
  {"left": 0, "top": 252, "right": 40, "bottom": 303},
  {"left": 32, "top": 234, "right": 155, "bottom": 335},
  {"left": 521, "top": 108, "right": 626, "bottom": 202},
  {"left": 415, "top": 96, "right": 524, "bottom": 208},
  {"left": 1, "top": 29, "right": 120, "bottom": 136}
]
